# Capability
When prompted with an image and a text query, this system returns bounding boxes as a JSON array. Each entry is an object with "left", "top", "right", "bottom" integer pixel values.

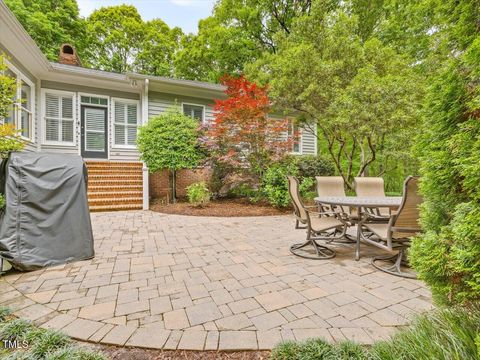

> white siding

[{"left": 148, "top": 91, "right": 215, "bottom": 123}]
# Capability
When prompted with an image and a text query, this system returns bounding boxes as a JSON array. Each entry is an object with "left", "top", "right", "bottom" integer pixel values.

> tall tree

[
  {"left": 84, "top": 5, "right": 144, "bottom": 73},
  {"left": 175, "top": 0, "right": 317, "bottom": 82},
  {"left": 135, "top": 19, "right": 183, "bottom": 77},
  {"left": 248, "top": 3, "right": 423, "bottom": 190},
  {"left": 174, "top": 17, "right": 259, "bottom": 82},
  {"left": 5, "top": 0, "right": 85, "bottom": 61}
]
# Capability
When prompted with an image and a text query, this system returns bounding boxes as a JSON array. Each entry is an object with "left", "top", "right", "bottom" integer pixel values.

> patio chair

[
  {"left": 354, "top": 177, "right": 391, "bottom": 220},
  {"left": 359, "top": 176, "right": 422, "bottom": 278},
  {"left": 287, "top": 176, "right": 348, "bottom": 260},
  {"left": 316, "top": 177, "right": 358, "bottom": 240},
  {"left": 316, "top": 176, "right": 352, "bottom": 216}
]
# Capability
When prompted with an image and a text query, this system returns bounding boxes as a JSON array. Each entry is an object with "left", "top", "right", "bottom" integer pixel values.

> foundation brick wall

[{"left": 149, "top": 168, "right": 212, "bottom": 200}]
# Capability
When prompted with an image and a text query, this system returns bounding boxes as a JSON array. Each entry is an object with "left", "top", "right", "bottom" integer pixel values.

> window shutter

[
  {"left": 46, "top": 94, "right": 59, "bottom": 118},
  {"left": 115, "top": 102, "right": 125, "bottom": 124},
  {"left": 45, "top": 94, "right": 60, "bottom": 141},
  {"left": 127, "top": 104, "right": 137, "bottom": 124}
]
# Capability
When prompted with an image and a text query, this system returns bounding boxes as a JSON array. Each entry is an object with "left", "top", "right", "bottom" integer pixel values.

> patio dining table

[{"left": 314, "top": 196, "right": 402, "bottom": 261}]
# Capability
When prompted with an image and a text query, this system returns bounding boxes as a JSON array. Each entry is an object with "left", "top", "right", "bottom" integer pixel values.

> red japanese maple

[{"left": 205, "top": 75, "right": 292, "bottom": 176}]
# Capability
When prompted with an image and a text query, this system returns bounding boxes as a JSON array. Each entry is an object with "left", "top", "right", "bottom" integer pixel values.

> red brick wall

[{"left": 149, "top": 168, "right": 212, "bottom": 200}]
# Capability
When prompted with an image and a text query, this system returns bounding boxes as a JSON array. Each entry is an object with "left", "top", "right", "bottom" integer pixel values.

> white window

[
  {"left": 288, "top": 121, "right": 301, "bottom": 153},
  {"left": 182, "top": 103, "right": 204, "bottom": 122},
  {"left": 42, "top": 90, "right": 75, "bottom": 145},
  {"left": 113, "top": 99, "right": 139, "bottom": 147},
  {"left": 1, "top": 62, "right": 35, "bottom": 141}
]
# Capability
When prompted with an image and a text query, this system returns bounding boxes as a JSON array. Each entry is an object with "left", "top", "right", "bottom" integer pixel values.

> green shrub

[
  {"left": 137, "top": 107, "right": 203, "bottom": 203},
  {"left": 295, "top": 155, "right": 335, "bottom": 179},
  {"left": 261, "top": 155, "right": 334, "bottom": 208},
  {"left": 227, "top": 183, "right": 257, "bottom": 198},
  {"left": 186, "top": 181, "right": 211, "bottom": 207},
  {"left": 261, "top": 160, "right": 299, "bottom": 208},
  {"left": 411, "top": 36, "right": 480, "bottom": 304},
  {"left": 0, "top": 194, "right": 5, "bottom": 209}
]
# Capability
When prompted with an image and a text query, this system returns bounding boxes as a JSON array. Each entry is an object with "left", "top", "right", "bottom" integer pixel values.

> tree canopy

[
  {"left": 4, "top": 0, "right": 85, "bottom": 61},
  {"left": 205, "top": 75, "right": 291, "bottom": 177}
]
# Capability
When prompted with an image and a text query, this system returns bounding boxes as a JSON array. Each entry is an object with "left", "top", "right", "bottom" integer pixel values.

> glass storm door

[{"left": 81, "top": 105, "right": 108, "bottom": 158}]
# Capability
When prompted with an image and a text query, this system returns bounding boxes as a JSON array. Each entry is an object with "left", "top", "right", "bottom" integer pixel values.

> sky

[{"left": 76, "top": 0, "right": 216, "bottom": 34}]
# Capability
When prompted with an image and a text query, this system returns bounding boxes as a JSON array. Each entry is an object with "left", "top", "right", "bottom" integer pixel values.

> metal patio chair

[
  {"left": 316, "top": 176, "right": 354, "bottom": 217},
  {"left": 359, "top": 176, "right": 422, "bottom": 278},
  {"left": 287, "top": 176, "right": 348, "bottom": 260},
  {"left": 316, "top": 176, "right": 357, "bottom": 242},
  {"left": 354, "top": 177, "right": 391, "bottom": 220}
]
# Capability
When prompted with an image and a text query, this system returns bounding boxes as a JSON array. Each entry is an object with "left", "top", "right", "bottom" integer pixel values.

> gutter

[{"left": 126, "top": 72, "right": 226, "bottom": 92}]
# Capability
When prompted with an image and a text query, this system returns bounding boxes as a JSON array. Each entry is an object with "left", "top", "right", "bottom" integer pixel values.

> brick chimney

[{"left": 58, "top": 44, "right": 81, "bottom": 66}]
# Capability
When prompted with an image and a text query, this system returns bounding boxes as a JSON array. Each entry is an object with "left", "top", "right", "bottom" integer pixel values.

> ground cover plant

[
  {"left": 271, "top": 306, "right": 480, "bottom": 360},
  {"left": 0, "top": 308, "right": 106, "bottom": 360}
]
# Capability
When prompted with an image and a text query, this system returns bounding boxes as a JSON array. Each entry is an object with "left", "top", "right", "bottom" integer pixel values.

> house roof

[{"left": 0, "top": 1, "right": 225, "bottom": 98}]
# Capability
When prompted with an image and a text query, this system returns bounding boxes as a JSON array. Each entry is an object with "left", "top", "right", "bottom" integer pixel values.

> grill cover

[{"left": 0, "top": 152, "right": 94, "bottom": 271}]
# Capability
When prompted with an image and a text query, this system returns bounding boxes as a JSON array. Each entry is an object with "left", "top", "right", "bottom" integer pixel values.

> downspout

[{"left": 142, "top": 78, "right": 149, "bottom": 210}]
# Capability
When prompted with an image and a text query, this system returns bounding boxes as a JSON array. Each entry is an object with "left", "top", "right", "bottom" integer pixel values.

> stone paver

[{"left": 0, "top": 211, "right": 433, "bottom": 350}]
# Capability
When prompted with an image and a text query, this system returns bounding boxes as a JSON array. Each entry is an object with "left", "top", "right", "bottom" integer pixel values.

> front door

[{"left": 81, "top": 105, "right": 108, "bottom": 158}]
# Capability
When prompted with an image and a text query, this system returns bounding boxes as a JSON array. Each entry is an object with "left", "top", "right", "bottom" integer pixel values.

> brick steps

[
  {"left": 89, "top": 203, "right": 144, "bottom": 212},
  {"left": 86, "top": 161, "right": 143, "bottom": 212},
  {"left": 88, "top": 191, "right": 143, "bottom": 199}
]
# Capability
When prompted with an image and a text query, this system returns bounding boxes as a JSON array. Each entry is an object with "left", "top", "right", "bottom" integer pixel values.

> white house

[{"left": 0, "top": 1, "right": 318, "bottom": 211}]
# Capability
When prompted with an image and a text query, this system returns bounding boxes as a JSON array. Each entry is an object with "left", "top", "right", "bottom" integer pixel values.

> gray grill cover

[{"left": 0, "top": 152, "right": 94, "bottom": 271}]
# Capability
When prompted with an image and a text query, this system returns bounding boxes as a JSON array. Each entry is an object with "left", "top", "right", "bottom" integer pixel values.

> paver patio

[{"left": 0, "top": 211, "right": 433, "bottom": 350}]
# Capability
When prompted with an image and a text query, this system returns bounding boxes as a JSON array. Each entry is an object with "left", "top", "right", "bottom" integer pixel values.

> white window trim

[
  {"left": 111, "top": 97, "right": 140, "bottom": 149},
  {"left": 41, "top": 88, "right": 77, "bottom": 147},
  {"left": 79, "top": 93, "right": 109, "bottom": 108},
  {"left": 4, "top": 59, "right": 35, "bottom": 142},
  {"left": 182, "top": 102, "right": 205, "bottom": 124}
]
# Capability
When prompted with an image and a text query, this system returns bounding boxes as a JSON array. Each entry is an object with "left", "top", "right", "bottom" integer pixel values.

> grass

[
  {"left": 0, "top": 307, "right": 106, "bottom": 360},
  {"left": 271, "top": 306, "right": 480, "bottom": 360}
]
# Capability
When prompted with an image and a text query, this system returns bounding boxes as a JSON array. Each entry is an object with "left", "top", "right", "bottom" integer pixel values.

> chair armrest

[{"left": 305, "top": 208, "right": 336, "bottom": 216}]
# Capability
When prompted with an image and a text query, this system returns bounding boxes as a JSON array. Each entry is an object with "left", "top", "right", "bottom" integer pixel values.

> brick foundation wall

[{"left": 149, "top": 168, "right": 212, "bottom": 201}]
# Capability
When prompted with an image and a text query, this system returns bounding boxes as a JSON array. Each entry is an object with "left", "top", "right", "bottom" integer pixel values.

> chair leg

[
  {"left": 371, "top": 248, "right": 417, "bottom": 279},
  {"left": 322, "top": 225, "right": 355, "bottom": 244},
  {"left": 294, "top": 219, "right": 307, "bottom": 230},
  {"left": 290, "top": 231, "right": 336, "bottom": 260}
]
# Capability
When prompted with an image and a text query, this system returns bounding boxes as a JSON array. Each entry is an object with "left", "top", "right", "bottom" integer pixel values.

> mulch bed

[
  {"left": 91, "top": 344, "right": 270, "bottom": 360},
  {"left": 150, "top": 198, "right": 291, "bottom": 217}
]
